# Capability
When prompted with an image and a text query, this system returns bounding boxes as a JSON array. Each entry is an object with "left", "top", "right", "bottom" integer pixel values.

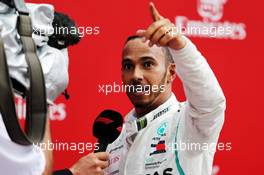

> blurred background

[{"left": 20, "top": 0, "right": 264, "bottom": 174}]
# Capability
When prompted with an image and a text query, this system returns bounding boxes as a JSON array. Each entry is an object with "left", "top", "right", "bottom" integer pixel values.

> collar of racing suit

[{"left": 124, "top": 92, "right": 180, "bottom": 142}]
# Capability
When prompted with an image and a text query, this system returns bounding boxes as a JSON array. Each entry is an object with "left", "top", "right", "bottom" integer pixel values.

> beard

[{"left": 127, "top": 71, "right": 167, "bottom": 108}]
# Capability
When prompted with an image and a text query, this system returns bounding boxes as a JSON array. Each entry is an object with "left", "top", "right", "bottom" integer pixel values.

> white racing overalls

[{"left": 104, "top": 37, "right": 226, "bottom": 175}]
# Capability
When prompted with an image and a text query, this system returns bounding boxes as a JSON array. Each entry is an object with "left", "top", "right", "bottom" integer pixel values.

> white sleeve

[
  {"left": 169, "top": 37, "right": 226, "bottom": 143},
  {"left": 38, "top": 46, "right": 69, "bottom": 103},
  {"left": 0, "top": 115, "right": 45, "bottom": 175}
]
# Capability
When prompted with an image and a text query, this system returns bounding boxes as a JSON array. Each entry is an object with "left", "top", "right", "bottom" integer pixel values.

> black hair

[{"left": 125, "top": 35, "right": 174, "bottom": 64}]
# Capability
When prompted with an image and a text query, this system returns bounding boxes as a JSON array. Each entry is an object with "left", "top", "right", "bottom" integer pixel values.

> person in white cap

[
  {"left": 104, "top": 2, "right": 226, "bottom": 175},
  {"left": 0, "top": 2, "right": 68, "bottom": 175},
  {"left": 1, "top": 1, "right": 110, "bottom": 175}
]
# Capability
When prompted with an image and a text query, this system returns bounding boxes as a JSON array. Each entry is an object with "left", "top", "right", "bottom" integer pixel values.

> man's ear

[{"left": 167, "top": 63, "right": 176, "bottom": 83}]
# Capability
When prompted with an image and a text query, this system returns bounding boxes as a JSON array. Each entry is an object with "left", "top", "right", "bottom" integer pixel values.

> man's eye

[
  {"left": 123, "top": 63, "right": 133, "bottom": 70},
  {"left": 143, "top": 61, "right": 153, "bottom": 68}
]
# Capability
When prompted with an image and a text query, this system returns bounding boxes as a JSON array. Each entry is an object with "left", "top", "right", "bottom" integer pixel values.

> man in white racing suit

[
  {"left": 104, "top": 3, "right": 226, "bottom": 175},
  {"left": 1, "top": 2, "right": 110, "bottom": 175}
]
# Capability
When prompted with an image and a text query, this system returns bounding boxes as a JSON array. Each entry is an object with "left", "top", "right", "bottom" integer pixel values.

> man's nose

[{"left": 132, "top": 66, "right": 143, "bottom": 81}]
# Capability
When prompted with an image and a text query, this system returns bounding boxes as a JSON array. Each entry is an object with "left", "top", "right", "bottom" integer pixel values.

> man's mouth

[{"left": 126, "top": 84, "right": 151, "bottom": 96}]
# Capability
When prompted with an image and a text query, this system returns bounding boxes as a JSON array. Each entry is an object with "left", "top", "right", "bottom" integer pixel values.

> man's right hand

[
  {"left": 70, "top": 152, "right": 109, "bottom": 175},
  {"left": 136, "top": 2, "right": 186, "bottom": 50}
]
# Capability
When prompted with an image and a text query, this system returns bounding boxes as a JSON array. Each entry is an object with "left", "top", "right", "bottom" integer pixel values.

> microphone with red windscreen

[{"left": 93, "top": 110, "right": 123, "bottom": 153}]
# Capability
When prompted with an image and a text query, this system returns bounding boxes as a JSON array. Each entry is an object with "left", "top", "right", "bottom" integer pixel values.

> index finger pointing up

[{"left": 149, "top": 2, "right": 163, "bottom": 21}]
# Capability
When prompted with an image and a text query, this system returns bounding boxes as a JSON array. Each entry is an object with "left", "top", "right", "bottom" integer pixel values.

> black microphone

[{"left": 93, "top": 110, "right": 123, "bottom": 153}]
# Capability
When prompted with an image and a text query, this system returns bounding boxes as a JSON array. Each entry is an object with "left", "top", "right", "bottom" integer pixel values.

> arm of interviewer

[
  {"left": 69, "top": 152, "right": 109, "bottom": 175},
  {"left": 42, "top": 109, "right": 53, "bottom": 175}
]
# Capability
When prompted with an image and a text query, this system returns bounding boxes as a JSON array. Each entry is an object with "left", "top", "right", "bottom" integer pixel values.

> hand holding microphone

[
  {"left": 53, "top": 110, "right": 123, "bottom": 175},
  {"left": 69, "top": 152, "right": 109, "bottom": 175},
  {"left": 70, "top": 110, "right": 123, "bottom": 175},
  {"left": 93, "top": 110, "right": 123, "bottom": 153}
]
